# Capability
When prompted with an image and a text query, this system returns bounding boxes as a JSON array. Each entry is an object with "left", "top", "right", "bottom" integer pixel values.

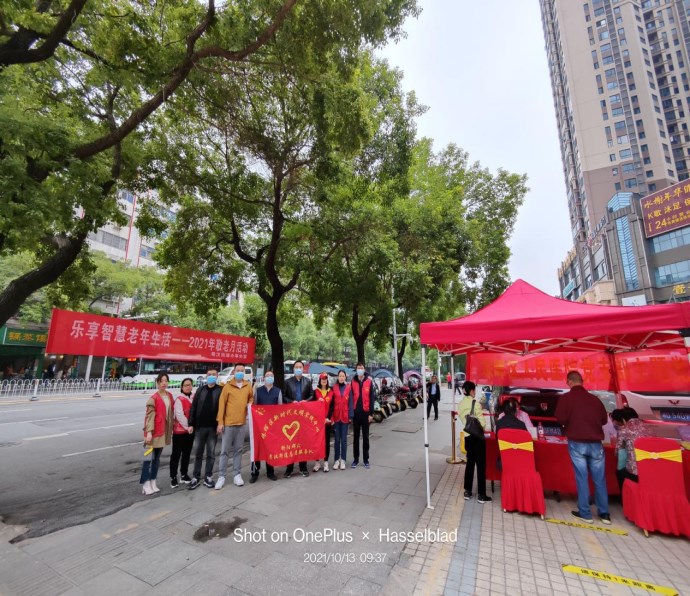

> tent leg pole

[{"left": 421, "top": 346, "right": 433, "bottom": 509}]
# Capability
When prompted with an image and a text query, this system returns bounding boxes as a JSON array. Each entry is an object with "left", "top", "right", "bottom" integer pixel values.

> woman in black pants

[{"left": 458, "top": 381, "right": 491, "bottom": 503}]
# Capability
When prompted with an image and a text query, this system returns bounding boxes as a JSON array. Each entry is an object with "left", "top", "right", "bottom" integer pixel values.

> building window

[
  {"left": 646, "top": 169, "right": 654, "bottom": 177},
  {"left": 612, "top": 167, "right": 619, "bottom": 176},
  {"left": 616, "top": 217, "right": 640, "bottom": 290},
  {"left": 654, "top": 259, "right": 690, "bottom": 286},
  {"left": 650, "top": 228, "right": 690, "bottom": 254},
  {"left": 610, "top": 154, "right": 616, "bottom": 161},
  {"left": 622, "top": 163, "right": 635, "bottom": 173},
  {"left": 624, "top": 178, "right": 637, "bottom": 188},
  {"left": 619, "top": 148, "right": 632, "bottom": 158},
  {"left": 615, "top": 182, "right": 622, "bottom": 190},
  {"left": 649, "top": 183, "right": 656, "bottom": 191},
  {"left": 612, "top": 107, "right": 624, "bottom": 116},
  {"left": 614, "top": 120, "right": 626, "bottom": 130},
  {"left": 617, "top": 134, "right": 629, "bottom": 144},
  {"left": 139, "top": 245, "right": 155, "bottom": 259}
]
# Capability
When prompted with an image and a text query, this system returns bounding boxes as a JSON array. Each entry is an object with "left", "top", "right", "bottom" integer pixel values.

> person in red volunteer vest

[
  {"left": 349, "top": 363, "right": 376, "bottom": 469},
  {"left": 313, "top": 373, "right": 334, "bottom": 473},
  {"left": 140, "top": 372, "right": 174, "bottom": 496},
  {"left": 169, "top": 377, "right": 195, "bottom": 488},
  {"left": 329, "top": 370, "right": 351, "bottom": 470}
]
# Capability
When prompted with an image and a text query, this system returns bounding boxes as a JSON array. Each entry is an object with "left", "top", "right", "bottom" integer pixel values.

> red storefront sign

[
  {"left": 640, "top": 180, "right": 690, "bottom": 238},
  {"left": 46, "top": 308, "right": 255, "bottom": 362},
  {"left": 249, "top": 401, "right": 326, "bottom": 466}
]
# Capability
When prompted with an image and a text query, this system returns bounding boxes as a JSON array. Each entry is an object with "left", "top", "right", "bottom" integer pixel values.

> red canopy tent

[{"left": 420, "top": 279, "right": 690, "bottom": 356}]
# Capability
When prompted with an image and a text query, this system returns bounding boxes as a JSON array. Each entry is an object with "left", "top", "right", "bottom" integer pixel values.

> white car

[{"left": 217, "top": 366, "right": 253, "bottom": 385}]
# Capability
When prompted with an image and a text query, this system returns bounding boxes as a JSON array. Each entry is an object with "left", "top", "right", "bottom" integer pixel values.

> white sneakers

[
  {"left": 340, "top": 459, "right": 346, "bottom": 469},
  {"left": 323, "top": 461, "right": 329, "bottom": 472},
  {"left": 333, "top": 460, "right": 340, "bottom": 470},
  {"left": 215, "top": 474, "right": 244, "bottom": 488},
  {"left": 150, "top": 480, "right": 160, "bottom": 493},
  {"left": 313, "top": 462, "right": 321, "bottom": 472},
  {"left": 142, "top": 481, "right": 154, "bottom": 495}
]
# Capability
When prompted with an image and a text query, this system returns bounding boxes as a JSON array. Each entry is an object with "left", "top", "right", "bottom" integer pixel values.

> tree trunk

[
  {"left": 0, "top": 233, "right": 86, "bottom": 327},
  {"left": 351, "top": 304, "right": 372, "bottom": 366},
  {"left": 396, "top": 334, "right": 407, "bottom": 381},
  {"left": 265, "top": 296, "right": 285, "bottom": 387}
]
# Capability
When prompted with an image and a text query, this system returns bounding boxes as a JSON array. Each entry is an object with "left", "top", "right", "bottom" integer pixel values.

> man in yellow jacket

[{"left": 215, "top": 362, "right": 253, "bottom": 489}]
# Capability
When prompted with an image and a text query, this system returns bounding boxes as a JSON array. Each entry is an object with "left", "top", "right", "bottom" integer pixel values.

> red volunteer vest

[
  {"left": 351, "top": 377, "right": 372, "bottom": 412},
  {"left": 145, "top": 391, "right": 172, "bottom": 438},
  {"left": 173, "top": 394, "right": 193, "bottom": 434},
  {"left": 331, "top": 383, "right": 351, "bottom": 423}
]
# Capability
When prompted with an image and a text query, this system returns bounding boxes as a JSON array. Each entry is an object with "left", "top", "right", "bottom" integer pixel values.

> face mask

[
  {"left": 235, "top": 371, "right": 245, "bottom": 381},
  {"left": 357, "top": 369, "right": 364, "bottom": 376},
  {"left": 294, "top": 368, "right": 303, "bottom": 377},
  {"left": 207, "top": 375, "right": 217, "bottom": 385},
  {"left": 265, "top": 376, "right": 274, "bottom": 385}
]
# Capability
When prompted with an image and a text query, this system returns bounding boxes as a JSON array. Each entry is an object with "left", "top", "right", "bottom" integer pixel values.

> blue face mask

[
  {"left": 207, "top": 375, "right": 217, "bottom": 385},
  {"left": 294, "top": 368, "right": 303, "bottom": 377},
  {"left": 265, "top": 376, "right": 274, "bottom": 385},
  {"left": 235, "top": 371, "right": 245, "bottom": 381},
  {"left": 357, "top": 369, "right": 365, "bottom": 376}
]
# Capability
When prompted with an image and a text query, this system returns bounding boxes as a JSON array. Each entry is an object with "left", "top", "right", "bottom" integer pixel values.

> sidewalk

[{"left": 2, "top": 389, "right": 689, "bottom": 596}]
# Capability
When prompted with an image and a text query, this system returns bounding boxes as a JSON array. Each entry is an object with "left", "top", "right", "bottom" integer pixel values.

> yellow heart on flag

[{"left": 282, "top": 421, "right": 300, "bottom": 442}]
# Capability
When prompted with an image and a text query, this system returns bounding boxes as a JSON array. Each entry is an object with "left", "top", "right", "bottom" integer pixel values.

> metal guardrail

[{"left": 0, "top": 377, "right": 267, "bottom": 401}]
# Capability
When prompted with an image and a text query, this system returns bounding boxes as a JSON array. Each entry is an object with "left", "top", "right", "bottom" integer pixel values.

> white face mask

[{"left": 357, "top": 369, "right": 364, "bottom": 376}]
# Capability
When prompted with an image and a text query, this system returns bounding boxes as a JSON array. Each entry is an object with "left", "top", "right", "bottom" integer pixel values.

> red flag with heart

[{"left": 249, "top": 401, "right": 326, "bottom": 465}]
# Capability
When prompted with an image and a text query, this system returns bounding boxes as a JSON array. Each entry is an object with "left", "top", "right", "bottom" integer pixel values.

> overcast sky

[{"left": 378, "top": 0, "right": 571, "bottom": 295}]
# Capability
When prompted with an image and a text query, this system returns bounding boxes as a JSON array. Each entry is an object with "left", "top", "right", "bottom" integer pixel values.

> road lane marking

[
  {"left": 0, "top": 408, "right": 31, "bottom": 413},
  {"left": 62, "top": 442, "right": 141, "bottom": 457},
  {"left": 0, "top": 416, "right": 68, "bottom": 425},
  {"left": 25, "top": 433, "right": 70, "bottom": 441},
  {"left": 22, "top": 422, "right": 139, "bottom": 442},
  {"left": 545, "top": 518, "right": 628, "bottom": 535}
]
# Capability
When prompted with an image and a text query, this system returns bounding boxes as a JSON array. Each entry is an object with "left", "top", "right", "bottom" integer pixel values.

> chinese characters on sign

[
  {"left": 0, "top": 326, "right": 48, "bottom": 347},
  {"left": 46, "top": 309, "right": 255, "bottom": 361},
  {"left": 640, "top": 180, "right": 690, "bottom": 239}
]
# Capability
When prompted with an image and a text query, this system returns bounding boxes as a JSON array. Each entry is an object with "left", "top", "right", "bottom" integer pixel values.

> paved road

[{"left": 0, "top": 395, "right": 156, "bottom": 540}]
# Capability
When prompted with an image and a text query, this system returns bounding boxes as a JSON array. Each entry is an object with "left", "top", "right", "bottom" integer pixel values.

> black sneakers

[
  {"left": 600, "top": 513, "right": 612, "bottom": 525},
  {"left": 170, "top": 477, "right": 179, "bottom": 489},
  {"left": 283, "top": 470, "right": 292, "bottom": 478},
  {"left": 571, "top": 510, "right": 594, "bottom": 523},
  {"left": 301, "top": 470, "right": 310, "bottom": 477},
  {"left": 203, "top": 476, "right": 214, "bottom": 488},
  {"left": 249, "top": 475, "right": 258, "bottom": 484},
  {"left": 477, "top": 495, "right": 492, "bottom": 504},
  {"left": 267, "top": 473, "right": 278, "bottom": 481},
  {"left": 463, "top": 490, "right": 472, "bottom": 501},
  {"left": 180, "top": 474, "right": 192, "bottom": 484},
  {"left": 188, "top": 478, "right": 199, "bottom": 490}
]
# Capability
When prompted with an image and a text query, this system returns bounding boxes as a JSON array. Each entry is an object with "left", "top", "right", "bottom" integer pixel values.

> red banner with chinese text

[
  {"left": 249, "top": 401, "right": 326, "bottom": 465},
  {"left": 640, "top": 180, "right": 690, "bottom": 238},
  {"left": 46, "top": 308, "right": 255, "bottom": 362},
  {"left": 468, "top": 349, "right": 690, "bottom": 392}
]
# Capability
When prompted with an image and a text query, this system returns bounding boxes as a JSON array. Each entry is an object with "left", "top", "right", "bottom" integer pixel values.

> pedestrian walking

[
  {"left": 426, "top": 374, "right": 441, "bottom": 420},
  {"left": 140, "top": 372, "right": 174, "bottom": 496},
  {"left": 329, "top": 370, "right": 351, "bottom": 470},
  {"left": 215, "top": 363, "right": 253, "bottom": 489},
  {"left": 314, "top": 373, "right": 334, "bottom": 473},
  {"left": 187, "top": 369, "right": 223, "bottom": 490},
  {"left": 169, "top": 377, "right": 195, "bottom": 488},
  {"left": 446, "top": 372, "right": 452, "bottom": 389}
]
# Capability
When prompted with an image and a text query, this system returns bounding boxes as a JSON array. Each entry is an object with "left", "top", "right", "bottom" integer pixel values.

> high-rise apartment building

[{"left": 541, "top": 0, "right": 690, "bottom": 304}]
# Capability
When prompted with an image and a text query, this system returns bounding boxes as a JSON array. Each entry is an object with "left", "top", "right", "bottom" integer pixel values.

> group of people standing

[{"left": 138, "top": 360, "right": 379, "bottom": 495}]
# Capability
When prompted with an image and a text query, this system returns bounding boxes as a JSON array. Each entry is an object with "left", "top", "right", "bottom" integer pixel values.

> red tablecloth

[{"left": 485, "top": 436, "right": 690, "bottom": 498}]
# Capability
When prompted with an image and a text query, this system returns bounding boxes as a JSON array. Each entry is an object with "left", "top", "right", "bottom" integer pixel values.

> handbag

[{"left": 463, "top": 399, "right": 485, "bottom": 440}]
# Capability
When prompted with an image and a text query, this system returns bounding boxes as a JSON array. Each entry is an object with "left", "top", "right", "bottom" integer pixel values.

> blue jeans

[
  {"left": 140, "top": 447, "right": 163, "bottom": 483},
  {"left": 568, "top": 440, "right": 609, "bottom": 518},
  {"left": 333, "top": 422, "right": 348, "bottom": 461}
]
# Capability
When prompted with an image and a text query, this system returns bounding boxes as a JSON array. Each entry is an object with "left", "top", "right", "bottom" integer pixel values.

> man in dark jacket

[
  {"left": 187, "top": 369, "right": 223, "bottom": 490},
  {"left": 282, "top": 360, "right": 314, "bottom": 477},
  {"left": 426, "top": 375, "right": 441, "bottom": 420},
  {"left": 250, "top": 370, "right": 281, "bottom": 483},
  {"left": 349, "top": 363, "right": 377, "bottom": 469},
  {"left": 555, "top": 370, "right": 610, "bottom": 525}
]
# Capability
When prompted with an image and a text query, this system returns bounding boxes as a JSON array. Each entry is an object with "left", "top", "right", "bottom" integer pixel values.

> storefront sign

[
  {"left": 46, "top": 308, "right": 255, "bottom": 361},
  {"left": 640, "top": 180, "right": 690, "bottom": 238},
  {"left": 0, "top": 326, "right": 48, "bottom": 347}
]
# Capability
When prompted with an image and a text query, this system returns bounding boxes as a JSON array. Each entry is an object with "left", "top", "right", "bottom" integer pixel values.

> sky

[{"left": 378, "top": 0, "right": 572, "bottom": 295}]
